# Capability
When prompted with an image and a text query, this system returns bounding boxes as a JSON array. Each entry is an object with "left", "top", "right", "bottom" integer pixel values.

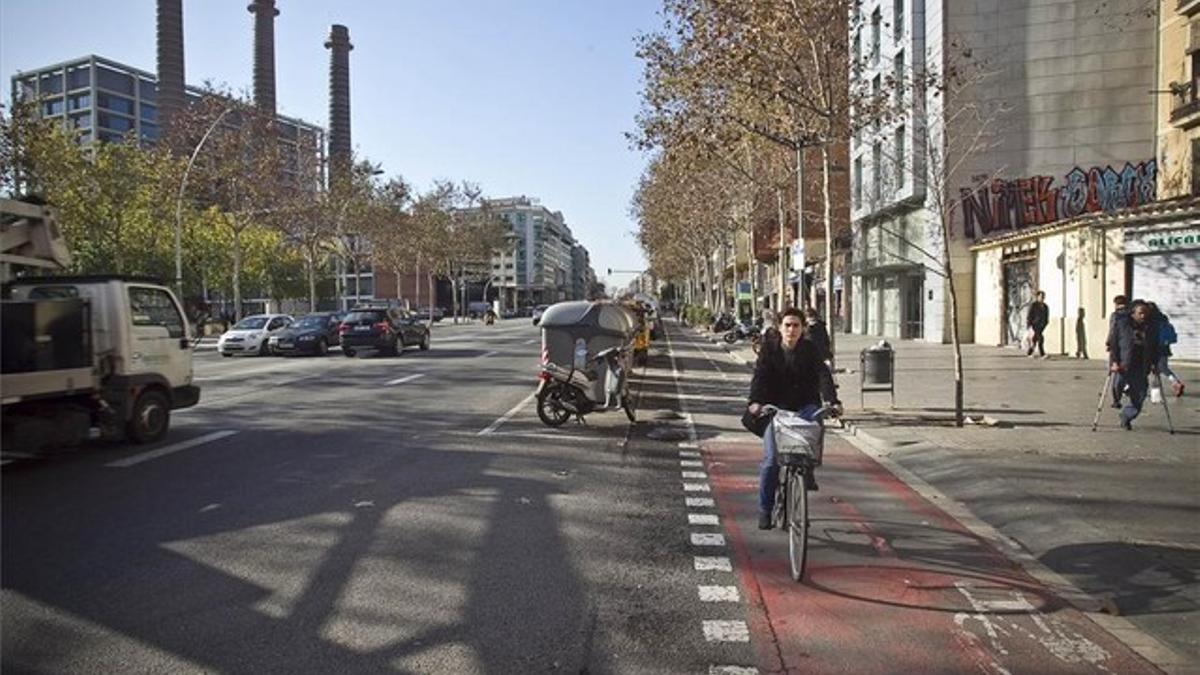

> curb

[{"left": 834, "top": 420, "right": 1191, "bottom": 675}]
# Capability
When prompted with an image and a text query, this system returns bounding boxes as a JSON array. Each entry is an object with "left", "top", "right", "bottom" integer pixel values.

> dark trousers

[
  {"left": 1119, "top": 373, "right": 1148, "bottom": 426},
  {"left": 1027, "top": 327, "right": 1045, "bottom": 357}
]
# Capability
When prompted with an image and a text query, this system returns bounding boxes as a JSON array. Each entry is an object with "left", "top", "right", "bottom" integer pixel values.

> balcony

[
  {"left": 1170, "top": 93, "right": 1200, "bottom": 129},
  {"left": 1179, "top": 0, "right": 1200, "bottom": 16}
]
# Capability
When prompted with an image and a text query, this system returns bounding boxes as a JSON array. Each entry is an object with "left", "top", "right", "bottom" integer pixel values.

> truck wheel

[
  {"left": 127, "top": 389, "right": 170, "bottom": 444},
  {"left": 343, "top": 348, "right": 356, "bottom": 358}
]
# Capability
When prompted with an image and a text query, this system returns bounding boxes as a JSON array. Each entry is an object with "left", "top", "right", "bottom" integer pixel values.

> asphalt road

[{"left": 0, "top": 319, "right": 1172, "bottom": 673}]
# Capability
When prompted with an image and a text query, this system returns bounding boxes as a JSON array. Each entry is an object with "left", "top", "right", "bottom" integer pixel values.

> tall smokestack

[
  {"left": 247, "top": 0, "right": 279, "bottom": 115},
  {"left": 325, "top": 24, "right": 353, "bottom": 185},
  {"left": 156, "top": 0, "right": 185, "bottom": 128}
]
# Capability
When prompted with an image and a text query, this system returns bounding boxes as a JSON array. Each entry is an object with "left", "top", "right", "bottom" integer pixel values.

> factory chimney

[
  {"left": 156, "top": 0, "right": 186, "bottom": 128},
  {"left": 325, "top": 24, "right": 353, "bottom": 186},
  {"left": 247, "top": 0, "right": 279, "bottom": 115}
]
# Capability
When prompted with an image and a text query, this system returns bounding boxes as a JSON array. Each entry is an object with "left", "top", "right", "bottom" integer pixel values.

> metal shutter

[{"left": 1132, "top": 251, "right": 1200, "bottom": 361}]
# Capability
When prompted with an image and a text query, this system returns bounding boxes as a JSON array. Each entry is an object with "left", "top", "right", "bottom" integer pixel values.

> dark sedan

[
  {"left": 270, "top": 312, "right": 343, "bottom": 356},
  {"left": 339, "top": 307, "right": 430, "bottom": 357}
]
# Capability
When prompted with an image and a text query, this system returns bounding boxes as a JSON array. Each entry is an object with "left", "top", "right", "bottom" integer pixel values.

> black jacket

[
  {"left": 1027, "top": 301, "right": 1049, "bottom": 331},
  {"left": 1112, "top": 314, "right": 1159, "bottom": 376},
  {"left": 1105, "top": 306, "right": 1129, "bottom": 359},
  {"left": 749, "top": 338, "right": 838, "bottom": 412},
  {"left": 804, "top": 320, "right": 831, "bottom": 361}
]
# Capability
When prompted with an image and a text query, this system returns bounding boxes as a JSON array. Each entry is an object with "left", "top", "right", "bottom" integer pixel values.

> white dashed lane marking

[
  {"left": 703, "top": 620, "right": 750, "bottom": 643},
  {"left": 681, "top": 460, "right": 704, "bottom": 467},
  {"left": 709, "top": 666, "right": 759, "bottom": 675},
  {"left": 680, "top": 450, "right": 701, "bottom": 458},
  {"left": 683, "top": 483, "right": 711, "bottom": 492},
  {"left": 105, "top": 430, "right": 239, "bottom": 468},
  {"left": 691, "top": 533, "right": 726, "bottom": 546},
  {"left": 694, "top": 557, "right": 733, "bottom": 572},
  {"left": 698, "top": 586, "right": 741, "bottom": 602},
  {"left": 686, "top": 497, "right": 715, "bottom": 508},
  {"left": 688, "top": 513, "right": 720, "bottom": 526},
  {"left": 385, "top": 373, "right": 425, "bottom": 386},
  {"left": 682, "top": 470, "right": 708, "bottom": 479}
]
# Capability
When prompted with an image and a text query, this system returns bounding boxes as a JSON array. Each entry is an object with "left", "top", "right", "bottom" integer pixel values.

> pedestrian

[
  {"left": 759, "top": 308, "right": 780, "bottom": 350},
  {"left": 1110, "top": 300, "right": 1159, "bottom": 430},
  {"left": 1148, "top": 302, "right": 1185, "bottom": 397},
  {"left": 1074, "top": 307, "right": 1088, "bottom": 359},
  {"left": 1026, "top": 291, "right": 1049, "bottom": 358},
  {"left": 803, "top": 307, "right": 832, "bottom": 363},
  {"left": 1106, "top": 295, "right": 1130, "bottom": 407},
  {"left": 743, "top": 307, "right": 840, "bottom": 530}
]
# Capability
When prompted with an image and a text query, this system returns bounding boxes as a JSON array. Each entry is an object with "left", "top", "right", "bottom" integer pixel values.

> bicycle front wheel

[{"left": 786, "top": 468, "right": 809, "bottom": 581}]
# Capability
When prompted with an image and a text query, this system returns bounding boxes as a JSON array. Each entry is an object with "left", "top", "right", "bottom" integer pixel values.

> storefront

[{"left": 1125, "top": 224, "right": 1200, "bottom": 361}]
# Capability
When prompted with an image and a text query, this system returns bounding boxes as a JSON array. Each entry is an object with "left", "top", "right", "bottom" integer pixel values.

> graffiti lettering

[{"left": 960, "top": 160, "right": 1156, "bottom": 238}]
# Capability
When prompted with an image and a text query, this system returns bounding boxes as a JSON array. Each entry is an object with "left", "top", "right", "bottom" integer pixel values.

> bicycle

[{"left": 762, "top": 404, "right": 838, "bottom": 581}]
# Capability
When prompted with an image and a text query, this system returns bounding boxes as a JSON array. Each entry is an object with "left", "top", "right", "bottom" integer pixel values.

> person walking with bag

[
  {"left": 1148, "top": 301, "right": 1185, "bottom": 397},
  {"left": 743, "top": 307, "right": 840, "bottom": 530},
  {"left": 1026, "top": 291, "right": 1050, "bottom": 358}
]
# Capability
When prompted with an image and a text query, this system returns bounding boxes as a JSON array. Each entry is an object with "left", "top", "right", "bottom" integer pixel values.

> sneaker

[
  {"left": 1172, "top": 381, "right": 1185, "bottom": 397},
  {"left": 1120, "top": 418, "right": 1133, "bottom": 431},
  {"left": 757, "top": 512, "right": 773, "bottom": 530},
  {"left": 1041, "top": 354, "right": 1051, "bottom": 360}
]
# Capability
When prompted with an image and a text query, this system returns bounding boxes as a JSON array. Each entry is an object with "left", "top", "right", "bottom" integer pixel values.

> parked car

[
  {"left": 217, "top": 314, "right": 293, "bottom": 357},
  {"left": 416, "top": 306, "right": 445, "bottom": 322},
  {"left": 339, "top": 305, "right": 431, "bottom": 357},
  {"left": 531, "top": 304, "right": 551, "bottom": 325},
  {"left": 269, "top": 312, "right": 343, "bottom": 356}
]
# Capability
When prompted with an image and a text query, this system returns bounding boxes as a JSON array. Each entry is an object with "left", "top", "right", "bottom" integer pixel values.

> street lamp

[{"left": 174, "top": 105, "right": 235, "bottom": 302}]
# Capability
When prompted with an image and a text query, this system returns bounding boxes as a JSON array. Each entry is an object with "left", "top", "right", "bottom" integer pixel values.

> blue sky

[{"left": 0, "top": 0, "right": 657, "bottom": 285}]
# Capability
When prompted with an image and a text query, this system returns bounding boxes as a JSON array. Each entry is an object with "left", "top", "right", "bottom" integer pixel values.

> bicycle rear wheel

[{"left": 786, "top": 468, "right": 809, "bottom": 581}]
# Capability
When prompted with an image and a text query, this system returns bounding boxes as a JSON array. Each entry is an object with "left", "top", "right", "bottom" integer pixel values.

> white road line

[
  {"left": 523, "top": 338, "right": 539, "bottom": 345},
  {"left": 698, "top": 586, "right": 740, "bottom": 602},
  {"left": 682, "top": 470, "right": 708, "bottom": 479},
  {"left": 478, "top": 350, "right": 499, "bottom": 358},
  {"left": 477, "top": 391, "right": 536, "bottom": 435},
  {"left": 455, "top": 430, "right": 610, "bottom": 444},
  {"left": 691, "top": 533, "right": 726, "bottom": 546},
  {"left": 688, "top": 513, "right": 720, "bottom": 525},
  {"left": 679, "top": 450, "right": 702, "bottom": 458},
  {"left": 693, "top": 556, "right": 732, "bottom": 571},
  {"left": 680, "top": 460, "right": 704, "bottom": 467},
  {"left": 709, "top": 666, "right": 759, "bottom": 675},
  {"left": 106, "top": 430, "right": 238, "bottom": 468},
  {"left": 686, "top": 497, "right": 716, "bottom": 508},
  {"left": 683, "top": 483, "right": 711, "bottom": 492},
  {"left": 702, "top": 620, "right": 750, "bottom": 642},
  {"left": 385, "top": 373, "right": 425, "bottom": 386},
  {"left": 663, "top": 325, "right": 700, "bottom": 447}
]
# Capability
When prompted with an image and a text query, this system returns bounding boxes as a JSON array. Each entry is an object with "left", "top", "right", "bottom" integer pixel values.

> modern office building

[
  {"left": 850, "top": 0, "right": 1157, "bottom": 345},
  {"left": 486, "top": 196, "right": 584, "bottom": 308},
  {"left": 571, "top": 243, "right": 598, "bottom": 301},
  {"left": 11, "top": 55, "right": 325, "bottom": 159}
]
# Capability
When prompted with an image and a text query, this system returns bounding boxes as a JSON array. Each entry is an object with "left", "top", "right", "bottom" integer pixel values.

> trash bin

[{"left": 859, "top": 342, "right": 895, "bottom": 407}]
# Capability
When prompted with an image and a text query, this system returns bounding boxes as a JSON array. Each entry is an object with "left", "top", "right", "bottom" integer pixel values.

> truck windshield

[{"left": 233, "top": 317, "right": 269, "bottom": 330}]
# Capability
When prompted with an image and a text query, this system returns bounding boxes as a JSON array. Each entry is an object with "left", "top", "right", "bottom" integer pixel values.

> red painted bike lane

[{"left": 703, "top": 434, "right": 1162, "bottom": 674}]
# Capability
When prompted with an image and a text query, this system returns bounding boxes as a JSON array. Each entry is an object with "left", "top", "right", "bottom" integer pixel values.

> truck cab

[{"left": 3, "top": 276, "right": 200, "bottom": 451}]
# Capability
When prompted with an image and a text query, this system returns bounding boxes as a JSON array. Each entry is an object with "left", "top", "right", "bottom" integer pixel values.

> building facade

[
  {"left": 486, "top": 196, "right": 582, "bottom": 308},
  {"left": 850, "top": 0, "right": 1158, "bottom": 345}
]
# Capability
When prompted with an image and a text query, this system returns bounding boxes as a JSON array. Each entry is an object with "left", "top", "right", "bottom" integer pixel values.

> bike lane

[{"left": 701, "top": 435, "right": 1163, "bottom": 674}]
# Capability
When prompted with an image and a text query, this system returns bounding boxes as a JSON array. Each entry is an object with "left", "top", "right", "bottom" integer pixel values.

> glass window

[
  {"left": 139, "top": 79, "right": 156, "bottom": 102},
  {"left": 40, "top": 71, "right": 64, "bottom": 95},
  {"left": 871, "top": 8, "right": 881, "bottom": 64},
  {"left": 29, "top": 285, "right": 79, "bottom": 299},
  {"left": 95, "top": 65, "right": 134, "bottom": 95},
  {"left": 853, "top": 157, "right": 862, "bottom": 208},
  {"left": 16, "top": 76, "right": 37, "bottom": 101},
  {"left": 128, "top": 287, "right": 184, "bottom": 338},
  {"left": 894, "top": 125, "right": 906, "bottom": 188},
  {"left": 70, "top": 113, "right": 92, "bottom": 129},
  {"left": 140, "top": 103, "right": 156, "bottom": 122},
  {"left": 68, "top": 93, "right": 90, "bottom": 111},
  {"left": 66, "top": 65, "right": 90, "bottom": 90},
  {"left": 894, "top": 51, "right": 905, "bottom": 103},
  {"left": 140, "top": 124, "right": 160, "bottom": 142},
  {"left": 894, "top": 0, "right": 904, "bottom": 41},
  {"left": 97, "top": 112, "right": 135, "bottom": 132},
  {"left": 872, "top": 142, "right": 882, "bottom": 203},
  {"left": 78, "top": 131, "right": 94, "bottom": 144},
  {"left": 96, "top": 92, "right": 135, "bottom": 115},
  {"left": 42, "top": 98, "right": 65, "bottom": 116},
  {"left": 98, "top": 130, "right": 125, "bottom": 143}
]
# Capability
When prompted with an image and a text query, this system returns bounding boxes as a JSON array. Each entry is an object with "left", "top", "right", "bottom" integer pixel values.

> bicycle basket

[{"left": 771, "top": 410, "right": 824, "bottom": 466}]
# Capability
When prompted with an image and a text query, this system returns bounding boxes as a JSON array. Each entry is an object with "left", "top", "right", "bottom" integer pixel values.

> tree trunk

[
  {"left": 426, "top": 271, "right": 435, "bottom": 325},
  {"left": 307, "top": 250, "right": 317, "bottom": 312},
  {"left": 232, "top": 225, "right": 243, "bottom": 322},
  {"left": 821, "top": 145, "right": 836, "bottom": 371},
  {"left": 747, "top": 225, "right": 756, "bottom": 319},
  {"left": 776, "top": 189, "right": 787, "bottom": 309}
]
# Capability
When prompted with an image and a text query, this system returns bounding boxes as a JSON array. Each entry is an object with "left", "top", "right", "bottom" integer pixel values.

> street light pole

[{"left": 174, "top": 105, "right": 235, "bottom": 302}]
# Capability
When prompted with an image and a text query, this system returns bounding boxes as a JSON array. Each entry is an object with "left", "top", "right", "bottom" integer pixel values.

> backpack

[{"left": 1159, "top": 319, "right": 1178, "bottom": 346}]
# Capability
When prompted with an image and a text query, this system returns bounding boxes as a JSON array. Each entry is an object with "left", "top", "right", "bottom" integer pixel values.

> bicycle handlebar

[{"left": 758, "top": 403, "right": 841, "bottom": 420}]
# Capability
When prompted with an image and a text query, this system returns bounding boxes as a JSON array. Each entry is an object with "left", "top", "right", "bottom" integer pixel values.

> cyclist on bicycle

[{"left": 746, "top": 307, "right": 840, "bottom": 530}]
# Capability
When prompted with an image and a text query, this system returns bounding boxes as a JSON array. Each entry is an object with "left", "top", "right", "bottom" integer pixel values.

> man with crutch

[{"left": 1109, "top": 300, "right": 1159, "bottom": 430}]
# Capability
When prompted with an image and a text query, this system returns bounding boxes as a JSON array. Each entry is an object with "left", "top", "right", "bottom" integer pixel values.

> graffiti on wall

[{"left": 960, "top": 160, "right": 1157, "bottom": 239}]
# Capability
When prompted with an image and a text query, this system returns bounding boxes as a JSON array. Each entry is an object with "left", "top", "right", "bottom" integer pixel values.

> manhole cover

[{"left": 652, "top": 409, "right": 686, "bottom": 421}]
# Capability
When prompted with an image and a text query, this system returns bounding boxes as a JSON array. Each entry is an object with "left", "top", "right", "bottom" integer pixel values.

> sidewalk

[{"left": 702, "top": 325, "right": 1199, "bottom": 670}]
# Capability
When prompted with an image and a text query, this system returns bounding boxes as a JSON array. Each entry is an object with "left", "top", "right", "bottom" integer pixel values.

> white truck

[{"left": 1, "top": 198, "right": 200, "bottom": 454}]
